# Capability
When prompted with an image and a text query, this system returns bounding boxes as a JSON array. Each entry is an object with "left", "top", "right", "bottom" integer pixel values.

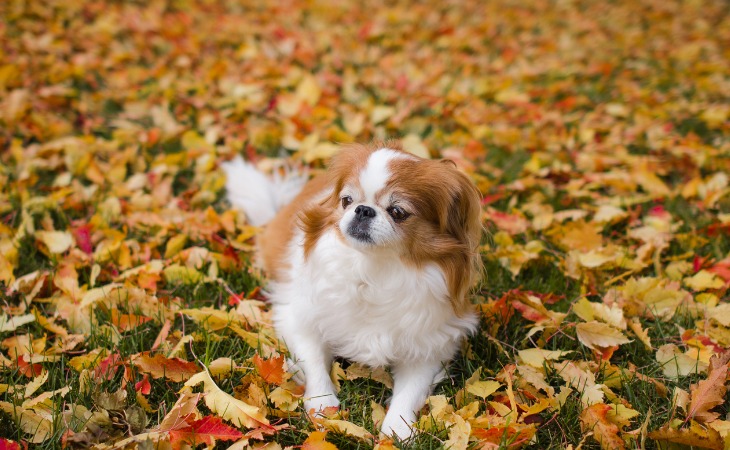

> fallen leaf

[
  {"left": 131, "top": 352, "right": 200, "bottom": 382},
  {"left": 184, "top": 370, "right": 269, "bottom": 428},
  {"left": 686, "top": 353, "right": 729, "bottom": 423},
  {"left": 576, "top": 321, "right": 631, "bottom": 351},
  {"left": 580, "top": 403, "right": 625, "bottom": 450},
  {"left": 169, "top": 415, "right": 244, "bottom": 449}
]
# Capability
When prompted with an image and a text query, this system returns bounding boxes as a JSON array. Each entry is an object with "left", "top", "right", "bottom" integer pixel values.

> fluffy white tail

[{"left": 221, "top": 156, "right": 308, "bottom": 226}]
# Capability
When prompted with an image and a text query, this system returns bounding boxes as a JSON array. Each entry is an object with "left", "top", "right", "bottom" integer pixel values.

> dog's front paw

[
  {"left": 304, "top": 392, "right": 340, "bottom": 416},
  {"left": 380, "top": 414, "right": 416, "bottom": 442}
]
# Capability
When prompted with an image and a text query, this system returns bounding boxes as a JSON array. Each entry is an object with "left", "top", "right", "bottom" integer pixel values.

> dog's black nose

[{"left": 354, "top": 205, "right": 376, "bottom": 219}]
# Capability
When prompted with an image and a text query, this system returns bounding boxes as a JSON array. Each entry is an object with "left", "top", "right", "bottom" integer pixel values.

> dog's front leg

[
  {"left": 380, "top": 360, "right": 442, "bottom": 441},
  {"left": 286, "top": 329, "right": 340, "bottom": 415}
]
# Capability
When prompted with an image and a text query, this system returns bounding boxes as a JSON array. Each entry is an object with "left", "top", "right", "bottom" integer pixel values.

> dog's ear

[
  {"left": 440, "top": 159, "right": 457, "bottom": 168},
  {"left": 445, "top": 170, "right": 482, "bottom": 252},
  {"left": 441, "top": 167, "right": 483, "bottom": 314}
]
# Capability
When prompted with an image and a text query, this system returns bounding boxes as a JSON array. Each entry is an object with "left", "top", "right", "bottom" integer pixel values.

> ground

[{"left": 1, "top": 0, "right": 730, "bottom": 449}]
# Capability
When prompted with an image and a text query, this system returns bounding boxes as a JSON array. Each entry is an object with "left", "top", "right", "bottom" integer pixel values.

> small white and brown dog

[{"left": 222, "top": 141, "right": 482, "bottom": 440}]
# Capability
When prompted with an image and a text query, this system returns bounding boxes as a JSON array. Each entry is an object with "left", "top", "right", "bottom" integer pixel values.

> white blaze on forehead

[{"left": 359, "top": 148, "right": 411, "bottom": 201}]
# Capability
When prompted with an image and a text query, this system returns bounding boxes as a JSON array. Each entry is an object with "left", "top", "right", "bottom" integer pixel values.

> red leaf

[
  {"left": 169, "top": 416, "right": 244, "bottom": 450},
  {"left": 94, "top": 352, "right": 123, "bottom": 381},
  {"left": 135, "top": 374, "right": 152, "bottom": 395},
  {"left": 72, "top": 224, "right": 93, "bottom": 254},
  {"left": 17, "top": 355, "right": 43, "bottom": 378},
  {"left": 0, "top": 438, "right": 22, "bottom": 450},
  {"left": 253, "top": 354, "right": 285, "bottom": 385}
]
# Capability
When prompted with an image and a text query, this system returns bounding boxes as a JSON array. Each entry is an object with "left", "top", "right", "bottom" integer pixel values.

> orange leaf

[
  {"left": 302, "top": 431, "right": 338, "bottom": 450},
  {"left": 580, "top": 403, "right": 625, "bottom": 450},
  {"left": 253, "top": 354, "right": 285, "bottom": 385},
  {"left": 110, "top": 308, "right": 153, "bottom": 332},
  {"left": 131, "top": 352, "right": 200, "bottom": 382},
  {"left": 169, "top": 416, "right": 244, "bottom": 450}
]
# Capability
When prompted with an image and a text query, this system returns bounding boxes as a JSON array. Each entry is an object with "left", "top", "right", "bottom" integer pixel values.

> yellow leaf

[
  {"left": 465, "top": 380, "right": 501, "bottom": 399},
  {"left": 321, "top": 419, "right": 373, "bottom": 441},
  {"left": 576, "top": 321, "right": 631, "bottom": 350},
  {"left": 180, "top": 307, "right": 236, "bottom": 331},
  {"left": 708, "top": 303, "right": 730, "bottom": 327},
  {"left": 649, "top": 420, "right": 724, "bottom": 450},
  {"left": 0, "top": 401, "right": 53, "bottom": 443},
  {"left": 208, "top": 357, "right": 236, "bottom": 377},
  {"left": 401, "top": 134, "right": 430, "bottom": 159},
  {"left": 518, "top": 348, "right": 573, "bottom": 368},
  {"left": 184, "top": 370, "right": 269, "bottom": 428},
  {"left": 627, "top": 319, "right": 652, "bottom": 350},
  {"left": 163, "top": 264, "right": 205, "bottom": 284},
  {"left": 656, "top": 344, "right": 708, "bottom": 378},
  {"left": 35, "top": 230, "right": 74, "bottom": 254},
  {"left": 344, "top": 362, "right": 393, "bottom": 388},
  {"left": 370, "top": 105, "right": 395, "bottom": 124},
  {"left": 164, "top": 234, "right": 188, "bottom": 258},
  {"left": 0, "top": 313, "right": 35, "bottom": 332},
  {"left": 295, "top": 75, "right": 321, "bottom": 106},
  {"left": 442, "top": 413, "right": 471, "bottom": 450},
  {"left": 684, "top": 270, "right": 725, "bottom": 291},
  {"left": 371, "top": 401, "right": 386, "bottom": 428},
  {"left": 494, "top": 88, "right": 529, "bottom": 104},
  {"left": 555, "top": 361, "right": 604, "bottom": 406}
]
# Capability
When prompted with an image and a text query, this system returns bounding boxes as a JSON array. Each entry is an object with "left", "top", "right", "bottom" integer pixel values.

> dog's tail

[{"left": 221, "top": 156, "right": 308, "bottom": 226}]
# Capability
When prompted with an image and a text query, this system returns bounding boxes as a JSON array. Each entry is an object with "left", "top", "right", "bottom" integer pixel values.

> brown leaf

[{"left": 687, "top": 353, "right": 730, "bottom": 423}]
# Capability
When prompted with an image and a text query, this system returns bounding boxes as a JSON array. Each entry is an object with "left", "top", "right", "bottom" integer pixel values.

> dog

[{"left": 222, "top": 140, "right": 482, "bottom": 439}]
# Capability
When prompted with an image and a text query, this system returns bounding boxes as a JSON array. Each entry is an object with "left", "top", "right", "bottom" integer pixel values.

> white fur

[
  {"left": 225, "top": 149, "right": 478, "bottom": 441},
  {"left": 221, "top": 156, "right": 308, "bottom": 226},
  {"left": 271, "top": 229, "right": 477, "bottom": 439},
  {"left": 359, "top": 148, "right": 409, "bottom": 200}
]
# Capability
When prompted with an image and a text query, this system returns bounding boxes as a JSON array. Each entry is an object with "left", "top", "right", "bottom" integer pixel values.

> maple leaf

[
  {"left": 131, "top": 352, "right": 200, "bottom": 382},
  {"left": 168, "top": 415, "right": 244, "bottom": 450},
  {"left": 253, "top": 354, "right": 285, "bottom": 385},
  {"left": 580, "top": 403, "right": 626, "bottom": 450},
  {"left": 184, "top": 369, "right": 269, "bottom": 428},
  {"left": 686, "top": 353, "right": 730, "bottom": 423}
]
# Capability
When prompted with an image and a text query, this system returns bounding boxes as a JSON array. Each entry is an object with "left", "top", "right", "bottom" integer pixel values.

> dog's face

[
  {"left": 336, "top": 148, "right": 415, "bottom": 250},
  {"left": 300, "top": 141, "right": 482, "bottom": 312}
]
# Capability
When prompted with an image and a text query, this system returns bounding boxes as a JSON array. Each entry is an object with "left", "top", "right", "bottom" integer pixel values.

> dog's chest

[{"left": 301, "top": 232, "right": 457, "bottom": 365}]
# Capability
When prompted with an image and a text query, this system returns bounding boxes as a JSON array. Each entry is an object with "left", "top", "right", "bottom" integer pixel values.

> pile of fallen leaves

[{"left": 1, "top": 0, "right": 729, "bottom": 448}]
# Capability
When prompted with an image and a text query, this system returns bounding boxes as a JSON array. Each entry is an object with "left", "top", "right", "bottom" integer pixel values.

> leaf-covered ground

[{"left": 1, "top": 0, "right": 730, "bottom": 449}]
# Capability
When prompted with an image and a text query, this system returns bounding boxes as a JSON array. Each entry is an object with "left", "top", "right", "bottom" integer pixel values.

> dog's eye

[
  {"left": 341, "top": 195, "right": 353, "bottom": 209},
  {"left": 387, "top": 205, "right": 410, "bottom": 222}
]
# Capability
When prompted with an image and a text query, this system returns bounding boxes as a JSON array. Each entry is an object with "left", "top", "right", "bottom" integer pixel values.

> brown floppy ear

[
  {"left": 440, "top": 159, "right": 457, "bottom": 168},
  {"left": 444, "top": 170, "right": 483, "bottom": 315}
]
